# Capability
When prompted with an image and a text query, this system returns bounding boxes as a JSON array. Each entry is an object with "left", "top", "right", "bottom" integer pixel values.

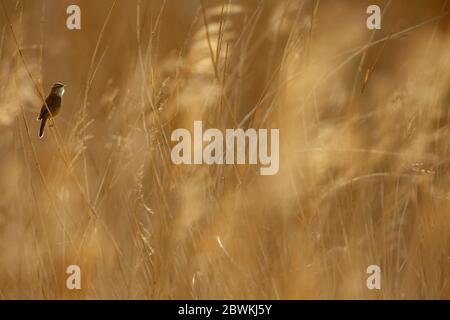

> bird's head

[{"left": 51, "top": 83, "right": 66, "bottom": 96}]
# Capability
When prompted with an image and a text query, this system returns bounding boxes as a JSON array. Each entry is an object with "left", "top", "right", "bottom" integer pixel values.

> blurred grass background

[{"left": 0, "top": 0, "right": 449, "bottom": 299}]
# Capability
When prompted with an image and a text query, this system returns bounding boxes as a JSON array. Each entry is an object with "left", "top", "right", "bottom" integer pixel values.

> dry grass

[{"left": 0, "top": 0, "right": 449, "bottom": 299}]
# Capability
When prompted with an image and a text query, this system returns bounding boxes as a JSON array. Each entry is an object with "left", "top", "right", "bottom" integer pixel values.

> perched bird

[{"left": 37, "top": 83, "right": 65, "bottom": 138}]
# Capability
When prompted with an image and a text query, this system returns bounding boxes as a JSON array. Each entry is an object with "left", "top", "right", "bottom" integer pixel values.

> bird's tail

[{"left": 39, "top": 117, "right": 47, "bottom": 138}]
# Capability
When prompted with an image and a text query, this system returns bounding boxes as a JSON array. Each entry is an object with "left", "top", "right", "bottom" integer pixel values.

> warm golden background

[{"left": 0, "top": 0, "right": 449, "bottom": 299}]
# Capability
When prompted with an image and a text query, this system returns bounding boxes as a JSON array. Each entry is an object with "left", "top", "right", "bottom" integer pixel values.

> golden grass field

[{"left": 0, "top": 0, "right": 449, "bottom": 299}]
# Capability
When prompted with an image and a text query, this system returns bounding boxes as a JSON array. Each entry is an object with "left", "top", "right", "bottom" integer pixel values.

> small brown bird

[{"left": 37, "top": 83, "right": 65, "bottom": 138}]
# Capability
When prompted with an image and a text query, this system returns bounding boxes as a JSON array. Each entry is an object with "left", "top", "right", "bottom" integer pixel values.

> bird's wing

[
  {"left": 38, "top": 97, "right": 50, "bottom": 120},
  {"left": 38, "top": 104, "right": 48, "bottom": 120},
  {"left": 38, "top": 94, "right": 60, "bottom": 119}
]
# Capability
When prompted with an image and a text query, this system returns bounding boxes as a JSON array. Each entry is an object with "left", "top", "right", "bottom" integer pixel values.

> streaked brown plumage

[{"left": 37, "top": 83, "right": 65, "bottom": 138}]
